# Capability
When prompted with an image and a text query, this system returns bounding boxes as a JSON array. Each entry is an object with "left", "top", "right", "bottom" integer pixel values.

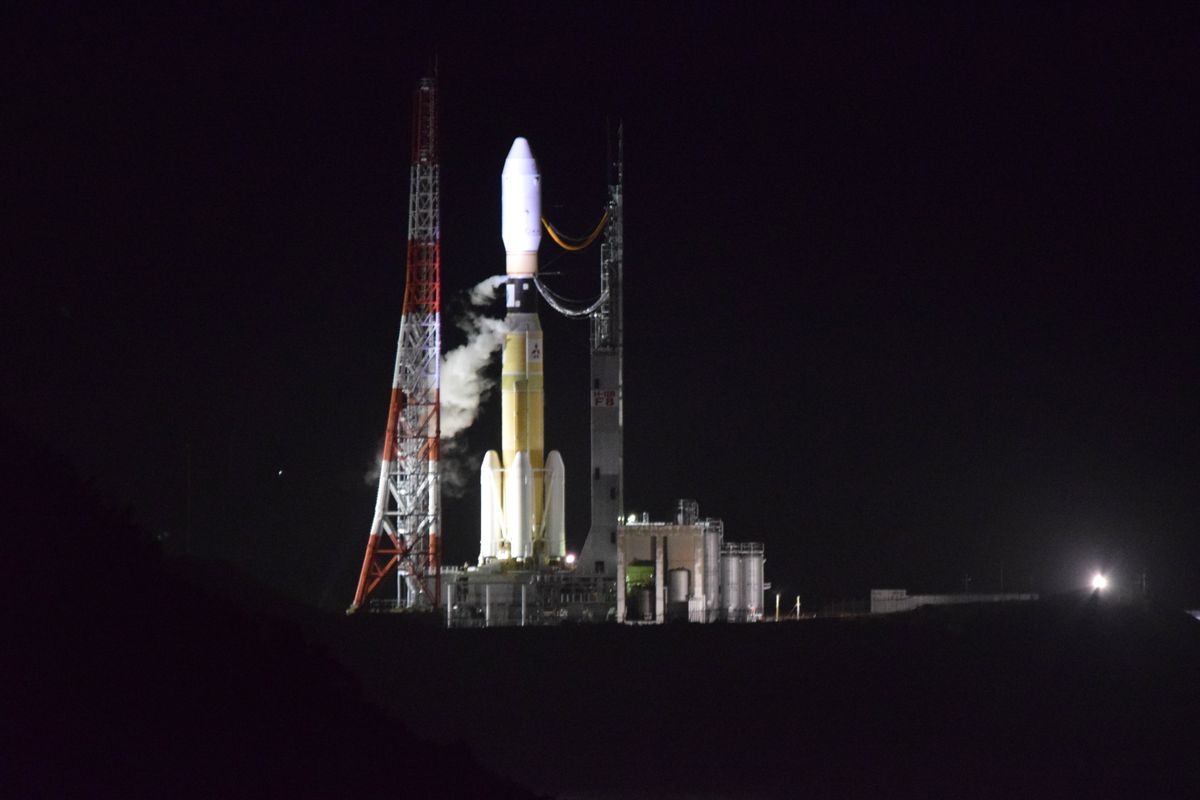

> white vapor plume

[
  {"left": 436, "top": 436, "right": 473, "bottom": 497},
  {"left": 468, "top": 274, "right": 507, "bottom": 306},
  {"left": 439, "top": 276, "right": 507, "bottom": 439},
  {"left": 363, "top": 454, "right": 381, "bottom": 486},
  {"left": 362, "top": 276, "right": 506, "bottom": 501}
]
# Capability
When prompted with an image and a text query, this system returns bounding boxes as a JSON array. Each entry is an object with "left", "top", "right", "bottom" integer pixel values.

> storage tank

[
  {"left": 629, "top": 588, "right": 653, "bottom": 621},
  {"left": 704, "top": 522, "right": 722, "bottom": 615},
  {"left": 668, "top": 568, "right": 690, "bottom": 603},
  {"left": 741, "top": 545, "right": 764, "bottom": 620},
  {"left": 666, "top": 567, "right": 690, "bottom": 621},
  {"left": 722, "top": 550, "right": 742, "bottom": 621}
]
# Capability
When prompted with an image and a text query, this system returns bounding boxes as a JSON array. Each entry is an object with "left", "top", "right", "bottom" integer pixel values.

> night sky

[{"left": 7, "top": 5, "right": 1198, "bottom": 609}]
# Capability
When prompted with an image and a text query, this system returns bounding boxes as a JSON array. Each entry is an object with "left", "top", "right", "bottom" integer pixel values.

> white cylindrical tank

[
  {"left": 668, "top": 568, "right": 690, "bottom": 603},
  {"left": 722, "top": 551, "right": 742, "bottom": 621},
  {"left": 479, "top": 450, "right": 503, "bottom": 563},
  {"left": 742, "top": 547, "right": 764, "bottom": 620},
  {"left": 704, "top": 523, "right": 721, "bottom": 612},
  {"left": 544, "top": 450, "right": 565, "bottom": 559},
  {"left": 505, "top": 451, "right": 532, "bottom": 558}
]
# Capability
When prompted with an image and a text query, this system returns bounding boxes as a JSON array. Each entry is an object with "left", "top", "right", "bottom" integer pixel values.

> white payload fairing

[{"left": 479, "top": 138, "right": 566, "bottom": 564}]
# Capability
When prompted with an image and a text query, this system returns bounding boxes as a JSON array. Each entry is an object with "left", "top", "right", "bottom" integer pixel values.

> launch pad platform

[{"left": 441, "top": 565, "right": 617, "bottom": 627}]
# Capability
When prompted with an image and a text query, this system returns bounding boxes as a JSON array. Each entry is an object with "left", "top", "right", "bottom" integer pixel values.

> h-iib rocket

[{"left": 479, "top": 138, "right": 566, "bottom": 565}]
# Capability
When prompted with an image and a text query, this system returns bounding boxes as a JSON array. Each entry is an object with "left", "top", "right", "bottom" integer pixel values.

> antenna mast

[{"left": 349, "top": 75, "right": 441, "bottom": 612}]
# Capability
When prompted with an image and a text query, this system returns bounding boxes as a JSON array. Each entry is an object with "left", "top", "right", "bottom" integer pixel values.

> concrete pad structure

[{"left": 870, "top": 588, "right": 1039, "bottom": 614}]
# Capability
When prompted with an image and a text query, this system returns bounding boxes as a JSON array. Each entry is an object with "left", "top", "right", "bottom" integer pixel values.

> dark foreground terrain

[
  {"left": 331, "top": 598, "right": 1200, "bottom": 799},
  {"left": 7, "top": 420, "right": 1200, "bottom": 799},
  {"left": 4, "top": 423, "right": 540, "bottom": 799}
]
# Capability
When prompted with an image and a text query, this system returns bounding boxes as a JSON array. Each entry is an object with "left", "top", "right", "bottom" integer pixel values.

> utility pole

[{"left": 184, "top": 441, "right": 192, "bottom": 556}]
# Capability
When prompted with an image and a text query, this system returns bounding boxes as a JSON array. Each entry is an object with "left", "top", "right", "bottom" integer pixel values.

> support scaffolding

[
  {"left": 579, "top": 124, "right": 624, "bottom": 576},
  {"left": 349, "top": 76, "right": 441, "bottom": 613}
]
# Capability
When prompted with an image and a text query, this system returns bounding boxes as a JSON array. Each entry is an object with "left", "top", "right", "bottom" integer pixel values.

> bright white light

[
  {"left": 565, "top": 553, "right": 576, "bottom": 565},
  {"left": 1092, "top": 573, "right": 1109, "bottom": 591}
]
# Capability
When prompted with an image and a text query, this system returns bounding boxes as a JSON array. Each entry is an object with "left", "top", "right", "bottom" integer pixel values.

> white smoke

[
  {"left": 436, "top": 436, "right": 473, "bottom": 498},
  {"left": 440, "top": 276, "right": 507, "bottom": 439},
  {"left": 363, "top": 455, "right": 381, "bottom": 486},
  {"left": 363, "top": 276, "right": 507, "bottom": 500},
  {"left": 468, "top": 274, "right": 507, "bottom": 306}
]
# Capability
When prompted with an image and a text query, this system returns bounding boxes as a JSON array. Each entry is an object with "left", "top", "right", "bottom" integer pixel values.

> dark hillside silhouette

[{"left": 2, "top": 419, "right": 540, "bottom": 798}]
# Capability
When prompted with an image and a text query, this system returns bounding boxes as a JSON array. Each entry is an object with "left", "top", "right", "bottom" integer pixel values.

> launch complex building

[{"left": 350, "top": 78, "right": 765, "bottom": 625}]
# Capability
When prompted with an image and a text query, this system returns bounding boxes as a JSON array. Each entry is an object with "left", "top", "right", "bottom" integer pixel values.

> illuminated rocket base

[
  {"left": 478, "top": 286, "right": 566, "bottom": 563},
  {"left": 479, "top": 137, "right": 566, "bottom": 566}
]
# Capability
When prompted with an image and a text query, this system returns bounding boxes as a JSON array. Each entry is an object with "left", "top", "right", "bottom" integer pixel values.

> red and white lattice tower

[{"left": 349, "top": 76, "right": 441, "bottom": 613}]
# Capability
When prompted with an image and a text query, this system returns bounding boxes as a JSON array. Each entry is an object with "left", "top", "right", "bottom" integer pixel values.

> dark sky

[{"left": 7, "top": 4, "right": 1198, "bottom": 608}]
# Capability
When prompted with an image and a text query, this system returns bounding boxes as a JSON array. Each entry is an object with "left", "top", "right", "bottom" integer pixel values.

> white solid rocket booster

[{"left": 480, "top": 138, "right": 566, "bottom": 564}]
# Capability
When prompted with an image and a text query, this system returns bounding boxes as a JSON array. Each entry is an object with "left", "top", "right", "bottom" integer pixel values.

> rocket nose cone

[
  {"left": 501, "top": 136, "right": 541, "bottom": 268},
  {"left": 503, "top": 137, "right": 537, "bottom": 174}
]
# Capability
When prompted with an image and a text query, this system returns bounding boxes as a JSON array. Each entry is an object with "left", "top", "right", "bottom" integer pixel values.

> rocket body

[{"left": 480, "top": 138, "right": 565, "bottom": 564}]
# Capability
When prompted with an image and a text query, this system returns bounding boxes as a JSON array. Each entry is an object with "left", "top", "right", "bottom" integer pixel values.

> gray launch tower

[{"left": 579, "top": 127, "right": 624, "bottom": 576}]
